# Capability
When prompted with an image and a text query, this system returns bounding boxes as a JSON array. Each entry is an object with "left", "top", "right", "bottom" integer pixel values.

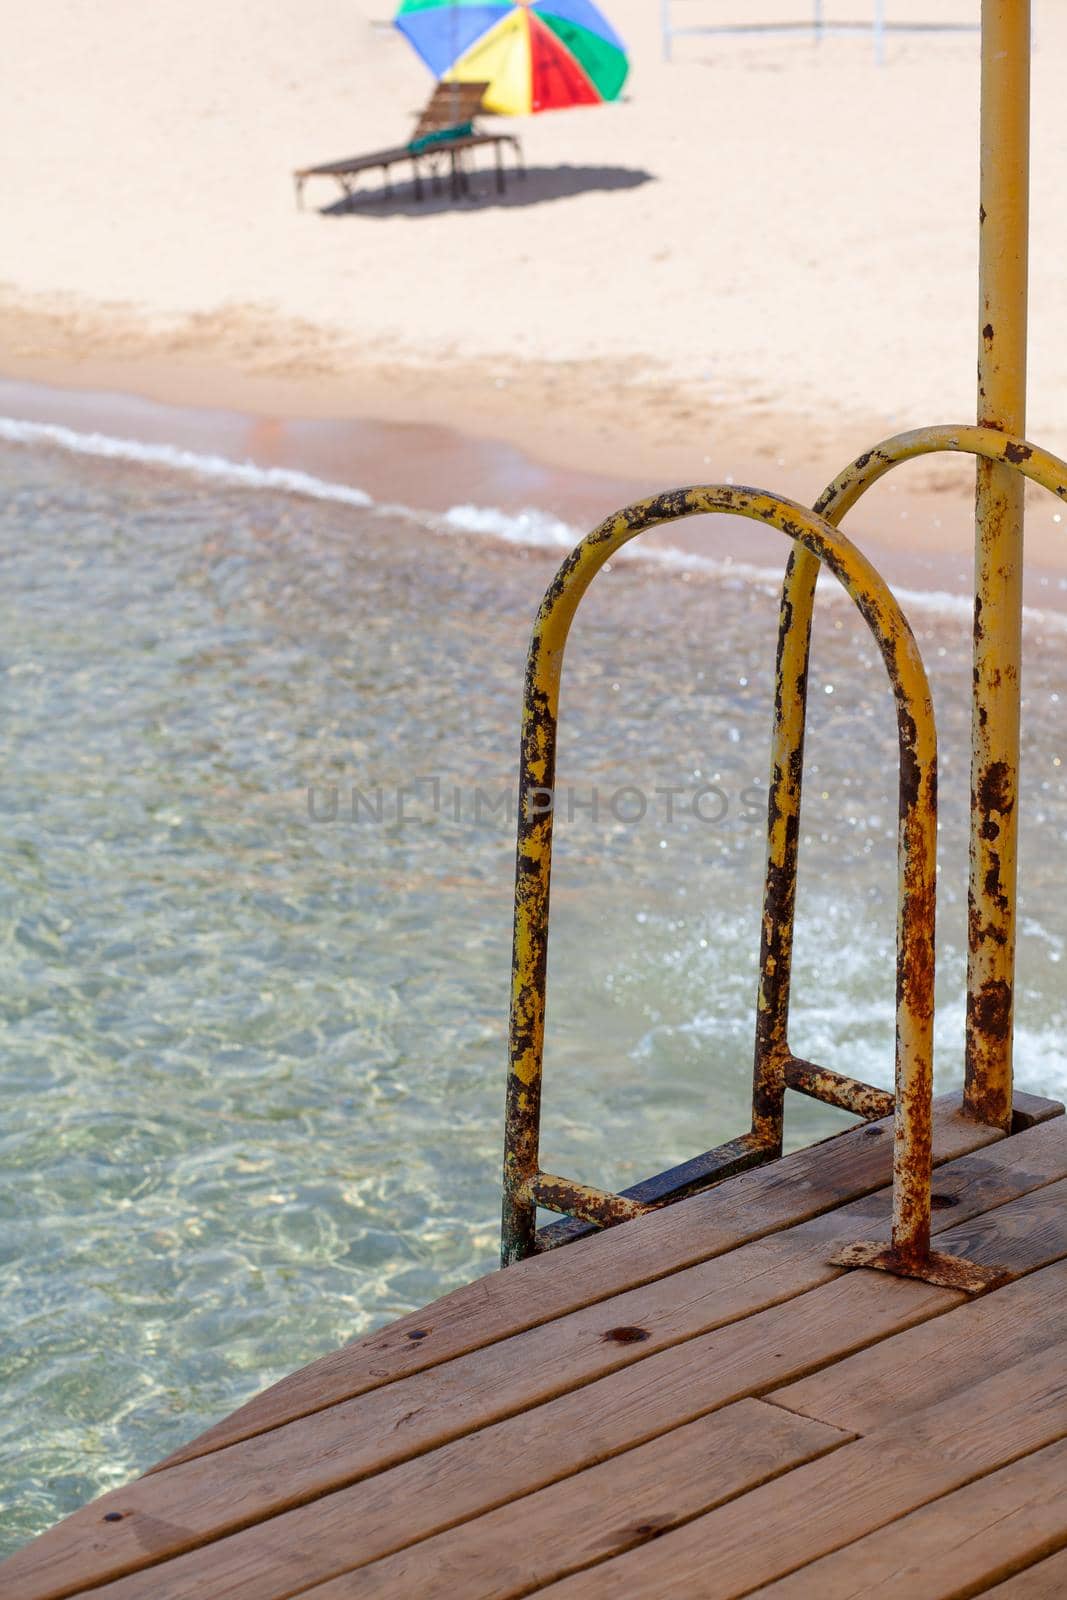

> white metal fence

[{"left": 660, "top": 1, "right": 979, "bottom": 66}]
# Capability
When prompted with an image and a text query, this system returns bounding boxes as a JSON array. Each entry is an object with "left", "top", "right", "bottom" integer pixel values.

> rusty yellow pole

[{"left": 966, "top": 0, "right": 1030, "bottom": 1129}]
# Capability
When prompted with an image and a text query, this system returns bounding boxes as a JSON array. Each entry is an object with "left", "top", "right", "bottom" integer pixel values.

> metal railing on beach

[
  {"left": 502, "top": 1, "right": 1056, "bottom": 1297},
  {"left": 660, "top": 1, "right": 978, "bottom": 66}
]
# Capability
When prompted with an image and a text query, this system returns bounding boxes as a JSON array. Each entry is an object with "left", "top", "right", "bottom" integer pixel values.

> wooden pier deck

[{"left": 7, "top": 1091, "right": 1067, "bottom": 1600}]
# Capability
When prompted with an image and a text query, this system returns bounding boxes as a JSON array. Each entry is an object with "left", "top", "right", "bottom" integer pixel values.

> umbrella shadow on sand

[{"left": 319, "top": 163, "right": 655, "bottom": 218}]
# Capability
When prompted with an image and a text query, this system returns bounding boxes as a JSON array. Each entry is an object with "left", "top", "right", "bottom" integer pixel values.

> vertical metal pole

[
  {"left": 873, "top": 0, "right": 886, "bottom": 66},
  {"left": 813, "top": 0, "right": 824, "bottom": 46},
  {"left": 966, "top": 0, "right": 1030, "bottom": 1129}
]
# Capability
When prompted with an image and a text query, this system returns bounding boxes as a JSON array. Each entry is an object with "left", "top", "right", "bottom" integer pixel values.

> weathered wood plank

[
  {"left": 233, "top": 1401, "right": 848, "bottom": 1600},
  {"left": 8, "top": 1113, "right": 1067, "bottom": 1600},
  {"left": 151, "top": 1097, "right": 1019, "bottom": 1470},
  {"left": 749, "top": 1435, "right": 1067, "bottom": 1598},
  {"left": 529, "top": 1342, "right": 1067, "bottom": 1600},
  {"left": 978, "top": 1548, "right": 1067, "bottom": 1597},
  {"left": 0, "top": 1232, "right": 852, "bottom": 1600},
  {"left": 75, "top": 1217, "right": 1067, "bottom": 1600},
  {"left": 69, "top": 1269, "right": 953, "bottom": 1600},
  {"left": 772, "top": 1182, "right": 1067, "bottom": 1434},
  {"left": 1010, "top": 1092, "right": 1067, "bottom": 1130}
]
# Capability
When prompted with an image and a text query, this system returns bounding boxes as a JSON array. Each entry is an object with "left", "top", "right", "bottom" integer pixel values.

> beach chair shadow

[
  {"left": 318, "top": 163, "right": 656, "bottom": 217},
  {"left": 294, "top": 81, "right": 525, "bottom": 210}
]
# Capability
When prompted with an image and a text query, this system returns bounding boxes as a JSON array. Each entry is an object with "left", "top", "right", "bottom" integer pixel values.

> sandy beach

[{"left": 4, "top": 0, "right": 1067, "bottom": 574}]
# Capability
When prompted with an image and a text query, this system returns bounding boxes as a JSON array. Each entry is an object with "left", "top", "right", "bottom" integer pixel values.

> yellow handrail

[
  {"left": 756, "top": 425, "right": 1067, "bottom": 1157},
  {"left": 502, "top": 487, "right": 938, "bottom": 1269}
]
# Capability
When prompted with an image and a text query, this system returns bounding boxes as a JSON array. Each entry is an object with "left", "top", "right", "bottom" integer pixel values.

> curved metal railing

[
  {"left": 500, "top": 438, "right": 1067, "bottom": 1292},
  {"left": 755, "top": 427, "right": 1067, "bottom": 1148},
  {"left": 502, "top": 485, "right": 935, "bottom": 1267}
]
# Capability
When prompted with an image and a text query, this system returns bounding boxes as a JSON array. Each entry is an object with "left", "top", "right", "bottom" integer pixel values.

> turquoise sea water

[{"left": 2, "top": 431, "right": 1067, "bottom": 1551}]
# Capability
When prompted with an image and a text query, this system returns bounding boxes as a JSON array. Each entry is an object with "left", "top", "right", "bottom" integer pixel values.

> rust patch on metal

[
  {"left": 531, "top": 1174, "right": 648, "bottom": 1231},
  {"left": 785, "top": 1059, "right": 894, "bottom": 1121},
  {"left": 831, "top": 1239, "right": 1009, "bottom": 1293},
  {"left": 977, "top": 759, "right": 1014, "bottom": 815},
  {"left": 971, "top": 977, "right": 1013, "bottom": 1043}
]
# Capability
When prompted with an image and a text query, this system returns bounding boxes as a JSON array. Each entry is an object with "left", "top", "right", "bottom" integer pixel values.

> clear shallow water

[{"left": 2, "top": 435, "right": 1067, "bottom": 1551}]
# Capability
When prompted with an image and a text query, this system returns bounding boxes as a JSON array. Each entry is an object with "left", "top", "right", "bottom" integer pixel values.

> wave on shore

[
  {"left": 4, "top": 412, "right": 1064, "bottom": 633},
  {"left": 0, "top": 414, "right": 376, "bottom": 508}
]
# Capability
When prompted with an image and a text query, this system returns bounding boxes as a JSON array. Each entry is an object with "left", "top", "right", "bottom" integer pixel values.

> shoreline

[
  {"left": 0, "top": 294, "right": 906, "bottom": 512},
  {"left": 5, "top": 350, "right": 1067, "bottom": 619}
]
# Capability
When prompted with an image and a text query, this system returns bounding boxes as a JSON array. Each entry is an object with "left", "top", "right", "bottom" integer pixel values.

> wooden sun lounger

[{"left": 294, "top": 81, "right": 524, "bottom": 208}]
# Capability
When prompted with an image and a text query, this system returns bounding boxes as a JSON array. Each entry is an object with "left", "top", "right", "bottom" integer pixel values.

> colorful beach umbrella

[{"left": 394, "top": 0, "right": 629, "bottom": 116}]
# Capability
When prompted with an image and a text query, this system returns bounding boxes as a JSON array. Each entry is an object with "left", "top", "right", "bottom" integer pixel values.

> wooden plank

[
  {"left": 296, "top": 145, "right": 414, "bottom": 177},
  {"left": 151, "top": 1095, "right": 1020, "bottom": 1471},
  {"left": 528, "top": 1341, "right": 1067, "bottom": 1600},
  {"left": 772, "top": 1180, "right": 1067, "bottom": 1434},
  {"left": 1011, "top": 1091, "right": 1064, "bottom": 1129},
  {"left": 212, "top": 1401, "right": 847, "bottom": 1600},
  {"left": 8, "top": 1118, "right": 1067, "bottom": 1600},
  {"left": 749, "top": 1435, "right": 1067, "bottom": 1598},
  {"left": 979, "top": 1548, "right": 1067, "bottom": 1597},
  {"left": 0, "top": 1231, "right": 857, "bottom": 1600},
  {"left": 60, "top": 1268, "right": 953, "bottom": 1600}
]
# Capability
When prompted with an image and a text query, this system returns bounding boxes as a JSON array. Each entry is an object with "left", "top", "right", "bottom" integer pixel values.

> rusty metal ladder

[{"left": 501, "top": 1, "right": 1067, "bottom": 1290}]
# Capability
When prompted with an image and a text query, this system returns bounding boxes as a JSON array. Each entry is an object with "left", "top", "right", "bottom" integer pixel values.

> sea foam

[{"left": 4, "top": 412, "right": 1066, "bottom": 633}]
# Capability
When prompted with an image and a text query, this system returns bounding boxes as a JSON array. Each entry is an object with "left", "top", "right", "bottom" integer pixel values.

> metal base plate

[{"left": 831, "top": 1239, "right": 1010, "bottom": 1294}]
